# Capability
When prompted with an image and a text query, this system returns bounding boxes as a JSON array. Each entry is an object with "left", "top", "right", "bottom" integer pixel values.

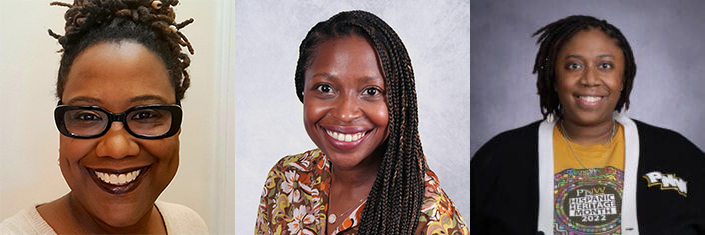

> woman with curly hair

[{"left": 0, "top": 0, "right": 206, "bottom": 234}]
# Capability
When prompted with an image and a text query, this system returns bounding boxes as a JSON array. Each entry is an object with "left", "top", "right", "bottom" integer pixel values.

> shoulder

[
  {"left": 417, "top": 168, "right": 469, "bottom": 235},
  {"left": 155, "top": 201, "right": 208, "bottom": 235},
  {"left": 633, "top": 119, "right": 704, "bottom": 158},
  {"left": 471, "top": 120, "right": 542, "bottom": 168},
  {"left": 0, "top": 206, "right": 55, "bottom": 235},
  {"left": 635, "top": 120, "right": 703, "bottom": 150},
  {"left": 261, "top": 149, "right": 326, "bottom": 187},
  {"left": 268, "top": 148, "right": 326, "bottom": 174}
]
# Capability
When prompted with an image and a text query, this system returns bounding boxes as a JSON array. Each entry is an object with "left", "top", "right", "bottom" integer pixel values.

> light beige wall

[{"left": 0, "top": 0, "right": 228, "bottom": 233}]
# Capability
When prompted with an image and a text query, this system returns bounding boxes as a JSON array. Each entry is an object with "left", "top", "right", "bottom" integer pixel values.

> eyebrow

[
  {"left": 311, "top": 73, "right": 384, "bottom": 83},
  {"left": 129, "top": 95, "right": 170, "bottom": 104},
  {"left": 359, "top": 76, "right": 384, "bottom": 83},
  {"left": 65, "top": 96, "right": 102, "bottom": 105},
  {"left": 311, "top": 73, "right": 336, "bottom": 80},
  {"left": 64, "top": 95, "right": 170, "bottom": 105},
  {"left": 564, "top": 54, "right": 615, "bottom": 59}
]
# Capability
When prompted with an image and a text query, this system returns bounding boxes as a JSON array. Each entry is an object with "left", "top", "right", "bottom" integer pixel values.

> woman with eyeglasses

[{"left": 0, "top": 0, "right": 207, "bottom": 234}]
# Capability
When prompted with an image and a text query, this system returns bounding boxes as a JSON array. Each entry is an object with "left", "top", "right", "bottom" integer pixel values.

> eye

[
  {"left": 598, "top": 63, "right": 613, "bottom": 70},
  {"left": 71, "top": 111, "right": 102, "bottom": 121},
  {"left": 315, "top": 84, "right": 333, "bottom": 93},
  {"left": 130, "top": 109, "right": 162, "bottom": 122},
  {"left": 566, "top": 62, "right": 583, "bottom": 71},
  {"left": 363, "top": 87, "right": 382, "bottom": 96}
]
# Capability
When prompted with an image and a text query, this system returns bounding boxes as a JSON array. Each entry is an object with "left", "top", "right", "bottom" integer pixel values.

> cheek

[
  {"left": 142, "top": 137, "right": 180, "bottom": 161},
  {"left": 142, "top": 137, "right": 180, "bottom": 184},
  {"left": 59, "top": 137, "right": 95, "bottom": 189},
  {"left": 59, "top": 136, "right": 94, "bottom": 162},
  {"left": 553, "top": 77, "right": 573, "bottom": 99},
  {"left": 609, "top": 75, "right": 624, "bottom": 92},
  {"left": 303, "top": 97, "right": 326, "bottom": 126},
  {"left": 369, "top": 102, "right": 389, "bottom": 133}
]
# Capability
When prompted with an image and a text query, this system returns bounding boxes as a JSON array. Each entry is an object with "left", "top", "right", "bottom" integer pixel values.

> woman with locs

[
  {"left": 255, "top": 10, "right": 468, "bottom": 235},
  {"left": 471, "top": 15, "right": 705, "bottom": 234},
  {"left": 0, "top": 0, "right": 207, "bottom": 234}
]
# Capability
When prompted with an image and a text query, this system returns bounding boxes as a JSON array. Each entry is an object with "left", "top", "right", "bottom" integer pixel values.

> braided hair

[
  {"left": 532, "top": 15, "right": 636, "bottom": 119},
  {"left": 49, "top": 0, "right": 194, "bottom": 101},
  {"left": 294, "top": 10, "right": 425, "bottom": 234}
]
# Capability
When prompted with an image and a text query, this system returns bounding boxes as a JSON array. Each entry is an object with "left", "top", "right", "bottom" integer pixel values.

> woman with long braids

[
  {"left": 255, "top": 10, "right": 467, "bottom": 235},
  {"left": 0, "top": 0, "right": 207, "bottom": 234},
  {"left": 471, "top": 15, "right": 705, "bottom": 234}
]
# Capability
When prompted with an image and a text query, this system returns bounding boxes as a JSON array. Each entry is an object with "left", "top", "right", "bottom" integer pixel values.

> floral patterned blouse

[{"left": 255, "top": 149, "right": 468, "bottom": 235}]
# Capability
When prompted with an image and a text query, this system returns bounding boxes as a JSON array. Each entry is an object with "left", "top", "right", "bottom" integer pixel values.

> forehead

[
  {"left": 313, "top": 35, "right": 378, "bottom": 63},
  {"left": 559, "top": 28, "right": 623, "bottom": 56},
  {"left": 62, "top": 41, "right": 174, "bottom": 106},
  {"left": 306, "top": 35, "right": 383, "bottom": 81}
]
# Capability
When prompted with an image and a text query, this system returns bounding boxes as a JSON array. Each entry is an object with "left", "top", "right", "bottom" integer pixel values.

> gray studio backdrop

[
  {"left": 233, "top": 0, "right": 469, "bottom": 233},
  {"left": 471, "top": 0, "right": 705, "bottom": 157}
]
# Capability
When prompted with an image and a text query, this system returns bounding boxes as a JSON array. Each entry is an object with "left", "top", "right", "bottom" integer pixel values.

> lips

[
  {"left": 87, "top": 166, "right": 149, "bottom": 195},
  {"left": 574, "top": 95, "right": 605, "bottom": 108},
  {"left": 321, "top": 126, "right": 372, "bottom": 151},
  {"left": 326, "top": 130, "right": 366, "bottom": 142},
  {"left": 94, "top": 169, "right": 141, "bottom": 185}
]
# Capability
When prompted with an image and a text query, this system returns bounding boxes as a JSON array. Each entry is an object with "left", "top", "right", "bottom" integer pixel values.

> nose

[
  {"left": 330, "top": 93, "right": 363, "bottom": 122},
  {"left": 95, "top": 122, "right": 139, "bottom": 159},
  {"left": 579, "top": 66, "right": 600, "bottom": 87}
]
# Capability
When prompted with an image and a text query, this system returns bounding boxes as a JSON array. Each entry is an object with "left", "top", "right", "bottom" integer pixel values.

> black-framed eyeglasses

[{"left": 54, "top": 101, "right": 183, "bottom": 139}]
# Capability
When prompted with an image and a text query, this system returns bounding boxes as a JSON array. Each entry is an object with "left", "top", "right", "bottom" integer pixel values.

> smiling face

[
  {"left": 555, "top": 28, "right": 625, "bottom": 126},
  {"left": 59, "top": 41, "right": 179, "bottom": 227},
  {"left": 303, "top": 35, "right": 389, "bottom": 169}
]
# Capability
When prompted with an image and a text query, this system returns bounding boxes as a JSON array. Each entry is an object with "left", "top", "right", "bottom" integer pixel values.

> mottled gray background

[
  {"left": 471, "top": 0, "right": 705, "bottom": 157},
  {"left": 233, "top": 0, "right": 469, "bottom": 233}
]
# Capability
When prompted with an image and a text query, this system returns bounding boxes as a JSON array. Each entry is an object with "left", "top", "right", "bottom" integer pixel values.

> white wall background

[
  {"left": 232, "top": 0, "right": 470, "bottom": 233},
  {"left": 0, "top": 0, "right": 234, "bottom": 234},
  {"left": 1, "top": 0, "right": 468, "bottom": 234}
]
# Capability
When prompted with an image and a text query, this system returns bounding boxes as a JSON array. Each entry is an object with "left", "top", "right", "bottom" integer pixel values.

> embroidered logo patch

[{"left": 643, "top": 171, "right": 687, "bottom": 197}]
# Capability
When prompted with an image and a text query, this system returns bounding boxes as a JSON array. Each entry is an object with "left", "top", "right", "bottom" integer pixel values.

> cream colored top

[{"left": 0, "top": 201, "right": 208, "bottom": 234}]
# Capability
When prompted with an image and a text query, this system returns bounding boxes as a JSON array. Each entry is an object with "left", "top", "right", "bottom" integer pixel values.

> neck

[
  {"left": 61, "top": 193, "right": 157, "bottom": 234},
  {"left": 329, "top": 149, "right": 382, "bottom": 201},
  {"left": 561, "top": 117, "right": 615, "bottom": 146},
  {"left": 330, "top": 157, "right": 380, "bottom": 191}
]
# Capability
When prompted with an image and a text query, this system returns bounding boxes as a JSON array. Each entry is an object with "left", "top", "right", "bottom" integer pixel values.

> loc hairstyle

[
  {"left": 532, "top": 15, "right": 636, "bottom": 119},
  {"left": 294, "top": 10, "right": 425, "bottom": 234},
  {"left": 49, "top": 0, "right": 194, "bottom": 101}
]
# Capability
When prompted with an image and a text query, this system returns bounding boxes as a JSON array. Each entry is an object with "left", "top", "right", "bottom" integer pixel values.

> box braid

[
  {"left": 294, "top": 10, "right": 425, "bottom": 234},
  {"left": 48, "top": 0, "right": 194, "bottom": 101},
  {"left": 532, "top": 15, "right": 636, "bottom": 119}
]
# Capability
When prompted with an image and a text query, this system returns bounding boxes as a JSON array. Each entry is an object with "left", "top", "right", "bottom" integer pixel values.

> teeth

[
  {"left": 578, "top": 96, "right": 602, "bottom": 103},
  {"left": 94, "top": 169, "right": 141, "bottom": 186},
  {"left": 326, "top": 130, "right": 366, "bottom": 142}
]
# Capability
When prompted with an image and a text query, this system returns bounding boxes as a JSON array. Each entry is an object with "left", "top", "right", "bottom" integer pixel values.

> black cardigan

[{"left": 471, "top": 120, "right": 705, "bottom": 235}]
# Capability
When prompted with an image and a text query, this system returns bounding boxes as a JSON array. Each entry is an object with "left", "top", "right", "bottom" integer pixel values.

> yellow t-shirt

[
  {"left": 553, "top": 123, "right": 625, "bottom": 234},
  {"left": 554, "top": 124, "right": 625, "bottom": 174}
]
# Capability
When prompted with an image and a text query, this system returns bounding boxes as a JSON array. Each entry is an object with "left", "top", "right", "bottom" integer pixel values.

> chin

[
  {"left": 98, "top": 202, "right": 151, "bottom": 228},
  {"left": 564, "top": 109, "right": 613, "bottom": 126}
]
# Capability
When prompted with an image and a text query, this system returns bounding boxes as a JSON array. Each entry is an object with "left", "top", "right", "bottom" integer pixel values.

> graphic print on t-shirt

[{"left": 554, "top": 167, "right": 623, "bottom": 234}]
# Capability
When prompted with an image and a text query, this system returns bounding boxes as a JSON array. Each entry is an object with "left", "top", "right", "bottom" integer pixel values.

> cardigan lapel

[
  {"left": 536, "top": 112, "right": 641, "bottom": 234},
  {"left": 615, "top": 112, "right": 640, "bottom": 234},
  {"left": 537, "top": 116, "right": 555, "bottom": 233}
]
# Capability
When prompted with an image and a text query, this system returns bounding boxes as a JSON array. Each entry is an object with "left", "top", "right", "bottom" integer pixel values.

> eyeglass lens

[{"left": 63, "top": 108, "right": 173, "bottom": 137}]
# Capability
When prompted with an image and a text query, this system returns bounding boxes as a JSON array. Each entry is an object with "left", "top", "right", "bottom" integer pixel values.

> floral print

[{"left": 255, "top": 149, "right": 468, "bottom": 235}]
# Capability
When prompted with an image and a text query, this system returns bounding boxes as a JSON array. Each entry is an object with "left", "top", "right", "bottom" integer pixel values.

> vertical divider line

[{"left": 212, "top": 0, "right": 236, "bottom": 234}]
